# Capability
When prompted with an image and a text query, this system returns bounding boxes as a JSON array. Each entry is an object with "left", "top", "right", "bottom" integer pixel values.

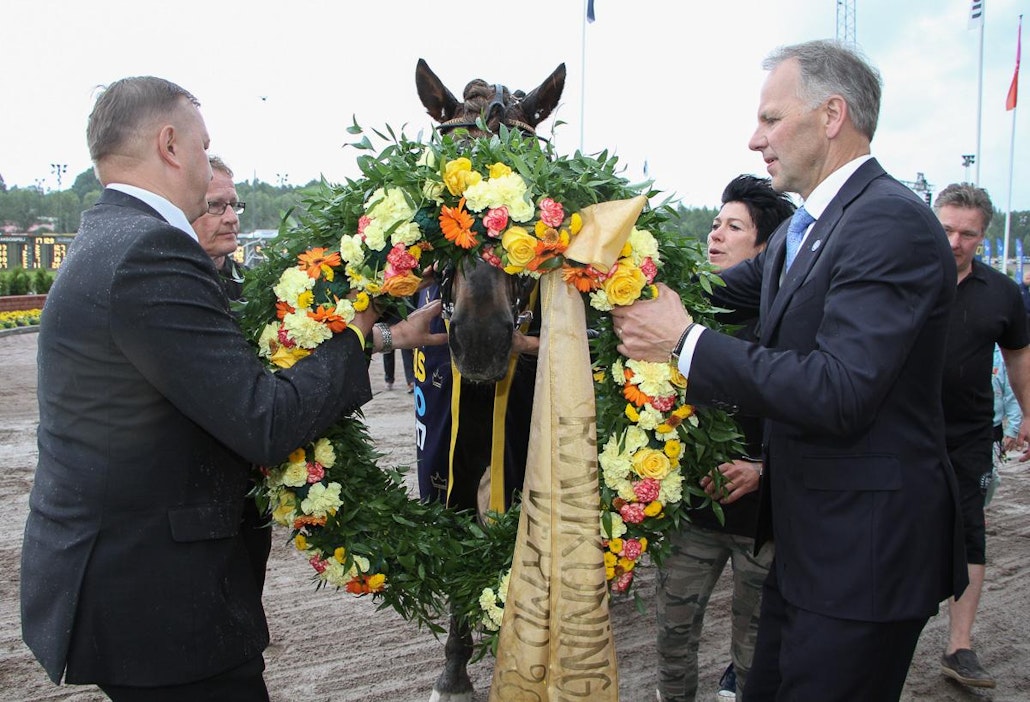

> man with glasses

[{"left": 193, "top": 156, "right": 247, "bottom": 302}]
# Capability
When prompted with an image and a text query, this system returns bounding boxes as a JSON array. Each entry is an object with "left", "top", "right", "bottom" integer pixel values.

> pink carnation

[
  {"left": 357, "top": 215, "right": 372, "bottom": 235},
  {"left": 610, "top": 571, "right": 634, "bottom": 594},
  {"left": 306, "top": 462, "right": 325, "bottom": 483},
  {"left": 651, "top": 394, "right": 676, "bottom": 412},
  {"left": 309, "top": 555, "right": 327, "bottom": 574},
  {"left": 633, "top": 478, "right": 661, "bottom": 503},
  {"left": 481, "top": 247, "right": 503, "bottom": 268},
  {"left": 386, "top": 243, "right": 418, "bottom": 273},
  {"left": 622, "top": 538, "right": 643, "bottom": 561},
  {"left": 277, "top": 326, "right": 296, "bottom": 348},
  {"left": 483, "top": 206, "right": 509, "bottom": 237},
  {"left": 619, "top": 502, "right": 647, "bottom": 524},
  {"left": 640, "top": 257, "right": 658, "bottom": 283},
  {"left": 538, "top": 198, "right": 565, "bottom": 228}
]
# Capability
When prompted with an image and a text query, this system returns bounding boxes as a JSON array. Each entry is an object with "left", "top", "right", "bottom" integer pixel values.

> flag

[
  {"left": 587, "top": 0, "right": 595, "bottom": 23},
  {"left": 982, "top": 237, "right": 993, "bottom": 265},
  {"left": 1016, "top": 239, "right": 1024, "bottom": 283},
  {"left": 1007, "top": 16, "right": 1022, "bottom": 111},
  {"left": 969, "top": 0, "right": 984, "bottom": 30}
]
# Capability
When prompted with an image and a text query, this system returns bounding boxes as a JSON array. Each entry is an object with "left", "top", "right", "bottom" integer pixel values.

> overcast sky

[{"left": 2, "top": 0, "right": 1027, "bottom": 211}]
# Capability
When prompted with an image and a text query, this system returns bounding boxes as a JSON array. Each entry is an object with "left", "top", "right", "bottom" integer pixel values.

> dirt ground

[{"left": 1, "top": 329, "right": 1029, "bottom": 701}]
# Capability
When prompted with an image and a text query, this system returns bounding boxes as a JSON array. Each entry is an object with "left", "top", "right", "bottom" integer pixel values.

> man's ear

[
  {"left": 824, "top": 95, "right": 847, "bottom": 138},
  {"left": 158, "top": 124, "right": 178, "bottom": 167}
]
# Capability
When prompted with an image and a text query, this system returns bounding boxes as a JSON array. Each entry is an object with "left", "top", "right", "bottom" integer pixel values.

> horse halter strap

[{"left": 437, "top": 83, "right": 540, "bottom": 138}]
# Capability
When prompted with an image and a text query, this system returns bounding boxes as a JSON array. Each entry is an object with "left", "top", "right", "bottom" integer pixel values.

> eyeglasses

[{"left": 206, "top": 201, "right": 246, "bottom": 216}]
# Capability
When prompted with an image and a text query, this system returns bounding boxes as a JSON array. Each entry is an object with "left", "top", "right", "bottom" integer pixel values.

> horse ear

[
  {"left": 416, "top": 59, "right": 462, "bottom": 123},
  {"left": 519, "top": 63, "right": 566, "bottom": 127}
]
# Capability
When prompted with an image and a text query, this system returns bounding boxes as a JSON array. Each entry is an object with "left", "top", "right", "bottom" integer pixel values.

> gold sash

[{"left": 488, "top": 196, "right": 645, "bottom": 701}]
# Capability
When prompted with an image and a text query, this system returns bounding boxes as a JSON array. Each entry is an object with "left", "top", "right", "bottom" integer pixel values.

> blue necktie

[{"left": 784, "top": 205, "right": 816, "bottom": 270}]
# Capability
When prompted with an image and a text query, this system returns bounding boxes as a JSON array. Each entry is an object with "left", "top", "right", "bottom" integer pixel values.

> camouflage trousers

[{"left": 655, "top": 525, "right": 774, "bottom": 702}]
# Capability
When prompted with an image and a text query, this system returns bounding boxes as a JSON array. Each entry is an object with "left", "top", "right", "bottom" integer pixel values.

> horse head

[
  {"left": 416, "top": 60, "right": 565, "bottom": 383},
  {"left": 415, "top": 59, "right": 566, "bottom": 139}
]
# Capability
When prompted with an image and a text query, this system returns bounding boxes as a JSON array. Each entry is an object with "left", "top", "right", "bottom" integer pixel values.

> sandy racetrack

[{"left": 1, "top": 330, "right": 1028, "bottom": 701}]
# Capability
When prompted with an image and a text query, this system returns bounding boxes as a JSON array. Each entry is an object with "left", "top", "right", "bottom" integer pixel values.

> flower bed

[
  {"left": 0, "top": 308, "right": 42, "bottom": 328},
  {"left": 238, "top": 123, "right": 741, "bottom": 645}
]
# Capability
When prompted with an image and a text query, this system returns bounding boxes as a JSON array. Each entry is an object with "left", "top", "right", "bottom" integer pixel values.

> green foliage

[
  {"left": 31, "top": 268, "right": 54, "bottom": 294},
  {"left": 5, "top": 268, "right": 31, "bottom": 295}
]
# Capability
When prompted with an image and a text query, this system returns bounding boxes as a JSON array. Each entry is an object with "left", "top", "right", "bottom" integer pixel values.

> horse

[{"left": 413, "top": 58, "right": 566, "bottom": 702}]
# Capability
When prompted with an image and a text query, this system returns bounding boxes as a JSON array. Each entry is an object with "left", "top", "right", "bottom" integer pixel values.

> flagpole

[
  {"left": 1004, "top": 15, "right": 1022, "bottom": 274},
  {"left": 579, "top": 0, "right": 589, "bottom": 153},
  {"left": 976, "top": 16, "right": 984, "bottom": 184}
]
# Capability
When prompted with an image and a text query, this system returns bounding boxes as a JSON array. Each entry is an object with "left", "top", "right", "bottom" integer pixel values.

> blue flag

[
  {"left": 983, "top": 238, "right": 993, "bottom": 266},
  {"left": 1017, "top": 239, "right": 1024, "bottom": 282},
  {"left": 587, "top": 0, "right": 595, "bottom": 23}
]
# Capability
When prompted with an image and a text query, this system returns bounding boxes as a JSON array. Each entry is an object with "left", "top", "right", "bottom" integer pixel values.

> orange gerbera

[
  {"left": 298, "top": 247, "right": 342, "bottom": 280},
  {"left": 562, "top": 265, "right": 601, "bottom": 292},
  {"left": 276, "top": 301, "right": 296, "bottom": 320},
  {"left": 623, "top": 368, "right": 651, "bottom": 407},
  {"left": 308, "top": 305, "right": 348, "bottom": 333},
  {"left": 440, "top": 198, "right": 477, "bottom": 249},
  {"left": 293, "top": 515, "right": 327, "bottom": 529}
]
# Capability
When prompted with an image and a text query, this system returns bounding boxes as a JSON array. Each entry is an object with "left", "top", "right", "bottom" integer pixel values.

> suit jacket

[
  {"left": 685, "top": 159, "right": 966, "bottom": 623},
  {"left": 22, "top": 189, "right": 372, "bottom": 686}
]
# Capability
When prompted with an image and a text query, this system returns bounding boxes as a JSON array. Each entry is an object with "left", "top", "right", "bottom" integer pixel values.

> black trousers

[
  {"left": 99, "top": 654, "right": 269, "bottom": 702},
  {"left": 744, "top": 567, "right": 928, "bottom": 701}
]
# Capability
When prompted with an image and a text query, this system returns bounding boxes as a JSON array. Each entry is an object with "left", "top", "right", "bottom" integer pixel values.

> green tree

[{"left": 71, "top": 169, "right": 101, "bottom": 200}]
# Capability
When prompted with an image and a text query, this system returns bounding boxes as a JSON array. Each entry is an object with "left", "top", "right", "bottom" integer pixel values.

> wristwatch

[{"left": 670, "top": 322, "right": 695, "bottom": 365}]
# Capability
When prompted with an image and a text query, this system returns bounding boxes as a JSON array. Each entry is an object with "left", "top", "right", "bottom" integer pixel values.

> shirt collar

[
  {"left": 107, "top": 183, "right": 199, "bottom": 243},
  {"left": 800, "top": 154, "right": 874, "bottom": 220}
]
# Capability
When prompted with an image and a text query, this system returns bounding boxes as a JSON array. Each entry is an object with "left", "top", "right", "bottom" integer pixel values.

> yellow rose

[
  {"left": 367, "top": 573, "right": 387, "bottom": 591},
  {"left": 644, "top": 501, "right": 663, "bottom": 517},
  {"left": 670, "top": 368, "right": 687, "bottom": 388},
  {"left": 639, "top": 537, "right": 648, "bottom": 552},
  {"left": 604, "top": 260, "right": 647, "bottom": 307},
  {"left": 625, "top": 404, "right": 640, "bottom": 422},
  {"left": 294, "top": 534, "right": 308, "bottom": 551},
  {"left": 334, "top": 546, "right": 347, "bottom": 563},
  {"left": 620, "top": 242, "right": 633, "bottom": 258},
  {"left": 443, "top": 157, "right": 482, "bottom": 196},
  {"left": 489, "top": 162, "right": 513, "bottom": 178},
  {"left": 270, "top": 344, "right": 311, "bottom": 369},
  {"left": 618, "top": 557, "right": 636, "bottom": 571},
  {"left": 272, "top": 492, "right": 297, "bottom": 526},
  {"left": 353, "top": 292, "right": 370, "bottom": 312},
  {"left": 501, "top": 226, "right": 537, "bottom": 268},
  {"left": 631, "top": 448, "right": 672, "bottom": 480},
  {"left": 408, "top": 245, "right": 422, "bottom": 261},
  {"left": 664, "top": 439, "right": 681, "bottom": 458},
  {"left": 381, "top": 271, "right": 421, "bottom": 297}
]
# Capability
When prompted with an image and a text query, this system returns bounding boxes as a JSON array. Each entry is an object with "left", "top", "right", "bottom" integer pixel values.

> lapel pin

[{"left": 811, "top": 239, "right": 822, "bottom": 252}]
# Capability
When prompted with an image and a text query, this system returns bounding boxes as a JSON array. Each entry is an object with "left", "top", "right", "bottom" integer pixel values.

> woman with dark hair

[{"left": 655, "top": 175, "right": 794, "bottom": 702}]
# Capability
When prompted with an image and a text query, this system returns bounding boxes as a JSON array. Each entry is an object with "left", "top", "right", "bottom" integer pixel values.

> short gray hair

[
  {"left": 87, "top": 76, "right": 200, "bottom": 163},
  {"left": 933, "top": 183, "right": 995, "bottom": 231},
  {"left": 209, "top": 155, "right": 234, "bottom": 179},
  {"left": 763, "top": 40, "right": 882, "bottom": 141}
]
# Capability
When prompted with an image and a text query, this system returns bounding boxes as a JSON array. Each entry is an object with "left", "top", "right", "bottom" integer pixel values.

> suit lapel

[{"left": 760, "top": 159, "right": 887, "bottom": 346}]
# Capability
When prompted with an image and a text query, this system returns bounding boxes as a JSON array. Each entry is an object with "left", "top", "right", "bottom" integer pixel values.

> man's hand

[
  {"left": 1016, "top": 416, "right": 1030, "bottom": 461},
  {"left": 700, "top": 459, "right": 762, "bottom": 505},
  {"left": 389, "top": 299, "right": 448, "bottom": 350},
  {"left": 609, "top": 283, "right": 694, "bottom": 362}
]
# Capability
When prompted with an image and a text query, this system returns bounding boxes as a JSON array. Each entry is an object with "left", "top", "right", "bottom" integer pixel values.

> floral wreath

[{"left": 238, "top": 122, "right": 741, "bottom": 648}]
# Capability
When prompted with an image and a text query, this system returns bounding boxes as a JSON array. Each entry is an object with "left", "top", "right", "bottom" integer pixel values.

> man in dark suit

[
  {"left": 612, "top": 41, "right": 966, "bottom": 700},
  {"left": 20, "top": 76, "right": 444, "bottom": 701}
]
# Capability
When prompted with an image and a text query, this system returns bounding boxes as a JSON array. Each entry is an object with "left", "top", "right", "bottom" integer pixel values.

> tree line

[{"left": 2, "top": 169, "right": 1029, "bottom": 257}]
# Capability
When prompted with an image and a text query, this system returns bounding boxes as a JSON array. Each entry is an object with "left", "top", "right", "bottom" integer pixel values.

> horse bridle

[
  {"left": 437, "top": 83, "right": 546, "bottom": 141},
  {"left": 439, "top": 263, "right": 535, "bottom": 330}
]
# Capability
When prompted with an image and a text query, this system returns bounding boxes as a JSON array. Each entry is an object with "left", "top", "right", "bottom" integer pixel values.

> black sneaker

[
  {"left": 717, "top": 662, "right": 737, "bottom": 698},
  {"left": 941, "top": 649, "right": 996, "bottom": 688}
]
